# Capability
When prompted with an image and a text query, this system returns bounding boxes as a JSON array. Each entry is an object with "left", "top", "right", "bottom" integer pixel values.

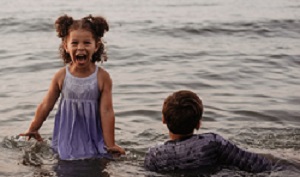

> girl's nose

[{"left": 78, "top": 43, "right": 85, "bottom": 50}]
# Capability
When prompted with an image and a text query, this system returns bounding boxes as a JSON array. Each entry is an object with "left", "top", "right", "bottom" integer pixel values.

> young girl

[{"left": 20, "top": 14, "right": 125, "bottom": 160}]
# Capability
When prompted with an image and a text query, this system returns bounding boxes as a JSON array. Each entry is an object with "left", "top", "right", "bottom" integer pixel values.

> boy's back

[
  {"left": 145, "top": 133, "right": 272, "bottom": 173},
  {"left": 144, "top": 90, "right": 273, "bottom": 173}
]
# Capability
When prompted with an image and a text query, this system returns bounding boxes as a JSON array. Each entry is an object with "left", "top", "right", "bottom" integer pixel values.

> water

[{"left": 0, "top": 0, "right": 300, "bottom": 176}]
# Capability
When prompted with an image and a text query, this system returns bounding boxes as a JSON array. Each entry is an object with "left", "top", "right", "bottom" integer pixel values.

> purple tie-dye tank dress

[{"left": 52, "top": 66, "right": 107, "bottom": 160}]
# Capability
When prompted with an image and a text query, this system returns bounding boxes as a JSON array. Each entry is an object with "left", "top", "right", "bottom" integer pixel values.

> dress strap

[
  {"left": 94, "top": 66, "right": 99, "bottom": 75},
  {"left": 65, "top": 65, "right": 98, "bottom": 79},
  {"left": 65, "top": 66, "right": 70, "bottom": 76}
]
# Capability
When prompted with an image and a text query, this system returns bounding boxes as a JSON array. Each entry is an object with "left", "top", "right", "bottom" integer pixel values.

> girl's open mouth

[{"left": 76, "top": 55, "right": 87, "bottom": 61}]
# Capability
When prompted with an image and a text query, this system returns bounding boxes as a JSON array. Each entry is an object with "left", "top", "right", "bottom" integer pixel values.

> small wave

[
  {"left": 140, "top": 19, "right": 300, "bottom": 39},
  {"left": 0, "top": 61, "right": 62, "bottom": 76},
  {"left": 231, "top": 110, "right": 280, "bottom": 122},
  {"left": 164, "top": 2, "right": 218, "bottom": 7},
  {"left": 138, "top": 128, "right": 168, "bottom": 142},
  {"left": 116, "top": 109, "right": 160, "bottom": 119},
  {"left": 234, "top": 127, "right": 300, "bottom": 150},
  {"left": 269, "top": 54, "right": 300, "bottom": 66},
  {"left": 0, "top": 17, "right": 53, "bottom": 34},
  {"left": 0, "top": 49, "right": 8, "bottom": 54}
]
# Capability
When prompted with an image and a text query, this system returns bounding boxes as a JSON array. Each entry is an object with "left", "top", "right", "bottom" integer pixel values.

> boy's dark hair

[
  {"left": 162, "top": 90, "right": 203, "bottom": 134},
  {"left": 55, "top": 14, "right": 109, "bottom": 64}
]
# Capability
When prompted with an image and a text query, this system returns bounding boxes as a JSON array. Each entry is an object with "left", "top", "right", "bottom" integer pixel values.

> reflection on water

[{"left": 53, "top": 159, "right": 110, "bottom": 177}]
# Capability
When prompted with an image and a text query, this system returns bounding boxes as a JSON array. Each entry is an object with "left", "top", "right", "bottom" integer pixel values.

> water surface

[{"left": 0, "top": 0, "right": 300, "bottom": 176}]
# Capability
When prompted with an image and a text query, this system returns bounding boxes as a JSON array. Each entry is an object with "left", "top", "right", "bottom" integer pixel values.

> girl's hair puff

[
  {"left": 55, "top": 15, "right": 74, "bottom": 38},
  {"left": 55, "top": 14, "right": 109, "bottom": 64}
]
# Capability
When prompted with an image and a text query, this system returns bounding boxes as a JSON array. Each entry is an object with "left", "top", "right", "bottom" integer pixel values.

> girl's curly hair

[{"left": 55, "top": 14, "right": 109, "bottom": 64}]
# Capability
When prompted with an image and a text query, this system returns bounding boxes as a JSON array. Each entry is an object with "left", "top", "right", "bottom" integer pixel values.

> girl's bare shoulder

[
  {"left": 53, "top": 67, "right": 66, "bottom": 79},
  {"left": 53, "top": 67, "right": 66, "bottom": 90},
  {"left": 97, "top": 66, "right": 112, "bottom": 91},
  {"left": 97, "top": 66, "right": 112, "bottom": 82}
]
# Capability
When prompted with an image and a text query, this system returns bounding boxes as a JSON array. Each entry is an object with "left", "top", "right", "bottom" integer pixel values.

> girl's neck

[{"left": 69, "top": 62, "right": 96, "bottom": 78}]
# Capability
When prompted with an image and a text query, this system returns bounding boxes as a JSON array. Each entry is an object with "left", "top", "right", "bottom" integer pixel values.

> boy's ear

[
  {"left": 195, "top": 120, "right": 201, "bottom": 130},
  {"left": 162, "top": 115, "right": 166, "bottom": 124}
]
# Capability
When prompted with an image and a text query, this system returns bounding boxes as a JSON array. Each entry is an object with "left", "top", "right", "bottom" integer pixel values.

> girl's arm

[
  {"left": 20, "top": 69, "right": 63, "bottom": 141},
  {"left": 99, "top": 69, "right": 125, "bottom": 155}
]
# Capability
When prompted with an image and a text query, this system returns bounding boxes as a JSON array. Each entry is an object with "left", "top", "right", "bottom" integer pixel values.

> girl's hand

[
  {"left": 107, "top": 144, "right": 126, "bottom": 155},
  {"left": 19, "top": 131, "right": 43, "bottom": 141}
]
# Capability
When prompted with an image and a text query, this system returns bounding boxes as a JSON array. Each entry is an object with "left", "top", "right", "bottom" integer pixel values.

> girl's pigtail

[
  {"left": 93, "top": 16, "right": 109, "bottom": 37},
  {"left": 55, "top": 15, "right": 73, "bottom": 64},
  {"left": 84, "top": 15, "right": 109, "bottom": 63},
  {"left": 84, "top": 14, "right": 109, "bottom": 37},
  {"left": 55, "top": 15, "right": 74, "bottom": 38},
  {"left": 99, "top": 40, "right": 108, "bottom": 63},
  {"left": 93, "top": 16, "right": 109, "bottom": 63}
]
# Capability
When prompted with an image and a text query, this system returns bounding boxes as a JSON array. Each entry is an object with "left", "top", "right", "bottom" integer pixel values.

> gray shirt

[{"left": 144, "top": 133, "right": 272, "bottom": 173}]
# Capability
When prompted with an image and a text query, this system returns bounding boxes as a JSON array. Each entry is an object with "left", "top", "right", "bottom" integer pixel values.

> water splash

[{"left": 2, "top": 135, "right": 58, "bottom": 167}]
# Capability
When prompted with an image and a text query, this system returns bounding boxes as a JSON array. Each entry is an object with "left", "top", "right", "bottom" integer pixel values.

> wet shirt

[
  {"left": 52, "top": 66, "right": 107, "bottom": 160},
  {"left": 144, "top": 133, "right": 272, "bottom": 173}
]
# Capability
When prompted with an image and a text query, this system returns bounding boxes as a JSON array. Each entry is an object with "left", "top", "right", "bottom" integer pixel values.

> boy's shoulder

[
  {"left": 145, "top": 132, "right": 229, "bottom": 161},
  {"left": 144, "top": 133, "right": 225, "bottom": 171},
  {"left": 148, "top": 133, "right": 222, "bottom": 151},
  {"left": 166, "top": 133, "right": 222, "bottom": 143}
]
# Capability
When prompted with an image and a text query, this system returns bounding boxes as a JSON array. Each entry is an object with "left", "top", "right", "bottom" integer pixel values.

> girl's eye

[
  {"left": 84, "top": 41, "right": 91, "bottom": 44},
  {"left": 71, "top": 42, "right": 78, "bottom": 45}
]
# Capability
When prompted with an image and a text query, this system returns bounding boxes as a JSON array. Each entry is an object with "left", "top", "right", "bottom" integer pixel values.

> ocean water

[{"left": 0, "top": 0, "right": 300, "bottom": 176}]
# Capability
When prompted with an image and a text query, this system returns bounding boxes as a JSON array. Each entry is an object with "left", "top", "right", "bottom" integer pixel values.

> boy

[{"left": 144, "top": 90, "right": 272, "bottom": 173}]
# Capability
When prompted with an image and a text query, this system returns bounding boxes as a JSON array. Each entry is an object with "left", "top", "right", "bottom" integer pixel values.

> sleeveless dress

[
  {"left": 144, "top": 133, "right": 273, "bottom": 173},
  {"left": 52, "top": 66, "right": 107, "bottom": 160}
]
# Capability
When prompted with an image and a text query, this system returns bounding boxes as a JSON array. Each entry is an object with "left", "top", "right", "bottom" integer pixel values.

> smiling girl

[{"left": 20, "top": 14, "right": 125, "bottom": 160}]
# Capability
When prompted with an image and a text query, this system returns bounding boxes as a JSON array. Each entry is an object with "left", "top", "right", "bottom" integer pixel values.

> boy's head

[{"left": 162, "top": 90, "right": 203, "bottom": 135}]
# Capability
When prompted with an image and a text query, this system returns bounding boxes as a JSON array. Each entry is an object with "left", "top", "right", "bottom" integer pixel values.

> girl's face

[{"left": 64, "top": 29, "right": 98, "bottom": 67}]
